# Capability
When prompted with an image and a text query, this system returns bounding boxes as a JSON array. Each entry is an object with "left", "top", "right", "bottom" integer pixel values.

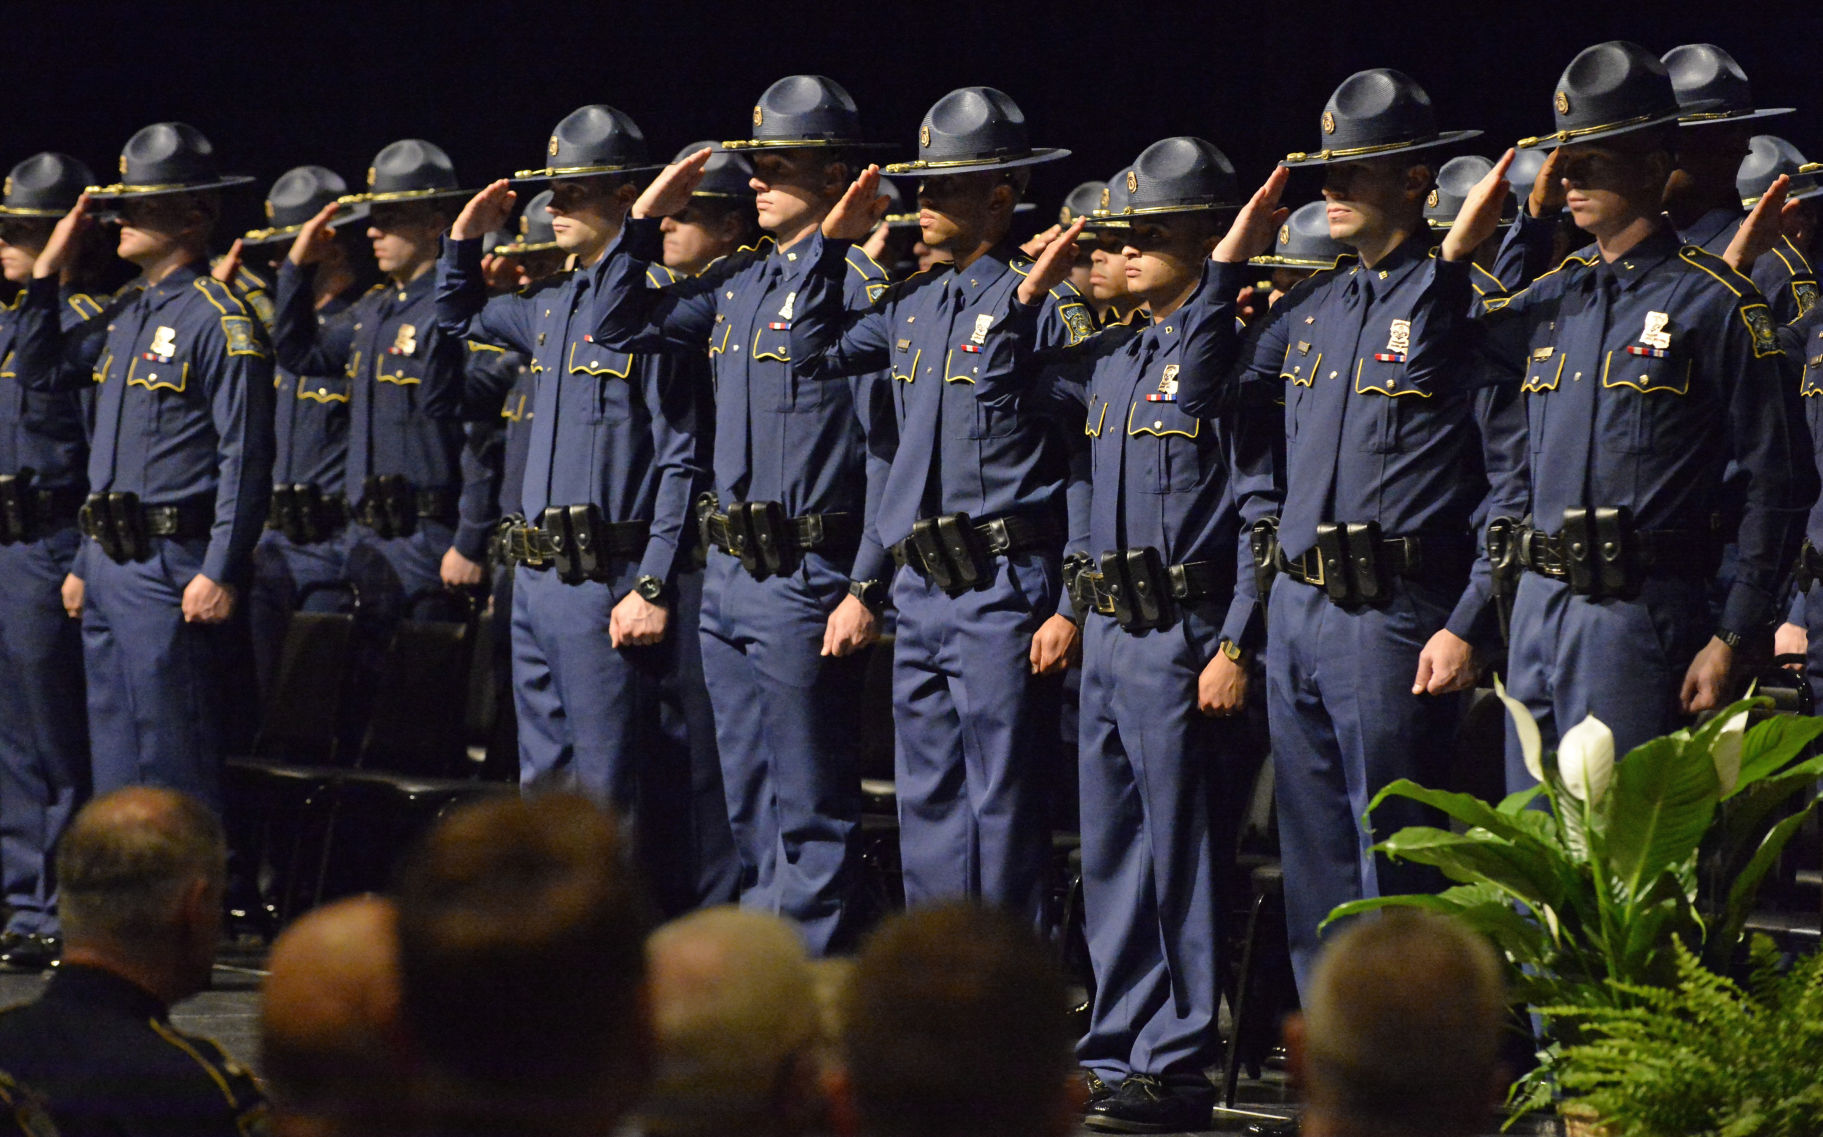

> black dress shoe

[
  {"left": 1243, "top": 1113, "right": 1300, "bottom": 1137},
  {"left": 0, "top": 933, "right": 60, "bottom": 972},
  {"left": 1079, "top": 1070, "right": 1117, "bottom": 1106},
  {"left": 1084, "top": 1073, "right": 1216, "bottom": 1133}
]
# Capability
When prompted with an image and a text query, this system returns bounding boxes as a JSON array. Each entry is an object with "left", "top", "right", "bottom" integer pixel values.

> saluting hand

[
  {"left": 1526, "top": 147, "right": 1567, "bottom": 218},
  {"left": 32, "top": 192, "right": 92, "bottom": 281},
  {"left": 211, "top": 239, "right": 245, "bottom": 285},
  {"left": 1724, "top": 174, "right": 1792, "bottom": 274},
  {"left": 451, "top": 180, "right": 516, "bottom": 243},
  {"left": 1213, "top": 165, "right": 1292, "bottom": 264},
  {"left": 1015, "top": 218, "right": 1087, "bottom": 306},
  {"left": 821, "top": 165, "right": 890, "bottom": 242},
  {"left": 288, "top": 201, "right": 342, "bottom": 267},
  {"left": 1441, "top": 149, "right": 1516, "bottom": 262},
  {"left": 633, "top": 148, "right": 713, "bottom": 220},
  {"left": 1020, "top": 223, "right": 1063, "bottom": 260}
]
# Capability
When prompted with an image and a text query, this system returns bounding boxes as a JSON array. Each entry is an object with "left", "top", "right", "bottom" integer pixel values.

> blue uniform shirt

[
  {"left": 272, "top": 261, "right": 466, "bottom": 499},
  {"left": 17, "top": 267, "right": 275, "bottom": 584},
  {"left": 1680, "top": 206, "right": 1818, "bottom": 324},
  {"left": 268, "top": 287, "right": 355, "bottom": 489},
  {"left": 587, "top": 218, "right": 896, "bottom": 583},
  {"left": 435, "top": 236, "right": 704, "bottom": 588},
  {"left": 1475, "top": 228, "right": 1804, "bottom": 636},
  {"left": 788, "top": 233, "right": 1096, "bottom": 547},
  {"left": 1, "top": 286, "right": 101, "bottom": 489}
]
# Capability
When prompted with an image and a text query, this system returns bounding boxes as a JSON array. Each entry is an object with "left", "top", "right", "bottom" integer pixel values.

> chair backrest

[
  {"left": 855, "top": 636, "right": 897, "bottom": 783},
  {"left": 252, "top": 582, "right": 362, "bottom": 762},
  {"left": 355, "top": 589, "right": 479, "bottom": 779}
]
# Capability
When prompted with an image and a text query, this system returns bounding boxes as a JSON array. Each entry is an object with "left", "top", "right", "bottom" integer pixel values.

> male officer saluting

[
  {"left": 792, "top": 87, "right": 1095, "bottom": 925},
  {"left": 436, "top": 106, "right": 727, "bottom": 916},
  {"left": 1468, "top": 42, "right": 1802, "bottom": 772},
  {"left": 271, "top": 141, "right": 475, "bottom": 626},
  {"left": 579, "top": 76, "right": 893, "bottom": 954},
  {"left": 18, "top": 123, "right": 275, "bottom": 817},
  {"left": 1230, "top": 72, "right": 1515, "bottom": 993},
  {"left": 1058, "top": 140, "right": 1286, "bottom": 1133},
  {"left": 0, "top": 152, "right": 103, "bottom": 971},
  {"left": 657, "top": 141, "right": 758, "bottom": 277}
]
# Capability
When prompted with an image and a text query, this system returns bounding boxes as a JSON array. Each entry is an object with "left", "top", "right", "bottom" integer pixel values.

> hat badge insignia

[
  {"left": 119, "top": 155, "right": 129, "bottom": 177},
  {"left": 1100, "top": 187, "right": 1110, "bottom": 210},
  {"left": 1279, "top": 224, "right": 1289, "bottom": 245},
  {"left": 1556, "top": 90, "right": 1571, "bottom": 115},
  {"left": 264, "top": 201, "right": 275, "bottom": 221},
  {"left": 1322, "top": 111, "right": 1336, "bottom": 135},
  {"left": 1126, "top": 170, "right": 1138, "bottom": 193},
  {"left": 367, "top": 166, "right": 377, "bottom": 188},
  {"left": 549, "top": 136, "right": 561, "bottom": 157},
  {"left": 2, "top": 177, "right": 10, "bottom": 197},
  {"left": 1427, "top": 188, "right": 1439, "bottom": 208},
  {"left": 920, "top": 124, "right": 931, "bottom": 148},
  {"left": 753, "top": 105, "right": 764, "bottom": 127}
]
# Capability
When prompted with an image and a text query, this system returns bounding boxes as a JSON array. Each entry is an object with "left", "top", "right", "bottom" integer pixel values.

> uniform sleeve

[
  {"left": 636, "top": 352, "right": 706, "bottom": 588},
  {"left": 196, "top": 305, "right": 276, "bottom": 586},
  {"left": 1718, "top": 294, "right": 1806, "bottom": 638},
  {"left": 788, "top": 235, "right": 892, "bottom": 380},
  {"left": 455, "top": 418, "right": 504, "bottom": 562},
  {"left": 585, "top": 218, "right": 723, "bottom": 353},
  {"left": 1174, "top": 259, "right": 1253, "bottom": 417},
  {"left": 435, "top": 235, "right": 540, "bottom": 353},
  {"left": 12, "top": 276, "right": 110, "bottom": 392},
  {"left": 1220, "top": 393, "right": 1284, "bottom": 652},
  {"left": 1490, "top": 209, "right": 1565, "bottom": 292},
  {"left": 271, "top": 260, "right": 357, "bottom": 378},
  {"left": 1445, "top": 382, "right": 1529, "bottom": 646},
  {"left": 847, "top": 369, "right": 897, "bottom": 586}
]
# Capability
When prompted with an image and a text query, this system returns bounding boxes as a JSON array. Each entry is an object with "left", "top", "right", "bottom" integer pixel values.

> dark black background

[{"left": 10, "top": 0, "right": 1821, "bottom": 239}]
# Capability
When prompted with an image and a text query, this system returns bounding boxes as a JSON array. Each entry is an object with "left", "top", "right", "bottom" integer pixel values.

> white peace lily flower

[
  {"left": 1494, "top": 676, "right": 1544, "bottom": 784},
  {"left": 1711, "top": 708, "right": 1749, "bottom": 796},
  {"left": 1558, "top": 714, "right": 1615, "bottom": 804}
]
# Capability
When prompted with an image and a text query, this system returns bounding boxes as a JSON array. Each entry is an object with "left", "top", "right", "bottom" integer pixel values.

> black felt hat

[
  {"left": 0, "top": 152, "right": 95, "bottom": 217},
  {"left": 1424, "top": 155, "right": 1516, "bottom": 230},
  {"left": 1664, "top": 44, "right": 1792, "bottom": 127},
  {"left": 1249, "top": 200, "right": 1349, "bottom": 269},
  {"left": 1737, "top": 135, "right": 1808, "bottom": 207},
  {"left": 1518, "top": 41, "right": 1688, "bottom": 150},
  {"left": 722, "top": 75, "right": 888, "bottom": 152},
  {"left": 1097, "top": 137, "right": 1242, "bottom": 219},
  {"left": 884, "top": 87, "right": 1070, "bottom": 175},
  {"left": 673, "top": 141, "right": 754, "bottom": 198},
  {"left": 86, "top": 122, "right": 255, "bottom": 199},
  {"left": 497, "top": 189, "right": 559, "bottom": 254},
  {"left": 343, "top": 139, "right": 473, "bottom": 205},
  {"left": 1282, "top": 70, "right": 1479, "bottom": 167},
  {"left": 512, "top": 106, "right": 663, "bottom": 186},
  {"left": 242, "top": 165, "right": 369, "bottom": 246},
  {"left": 1059, "top": 181, "right": 1106, "bottom": 225}
]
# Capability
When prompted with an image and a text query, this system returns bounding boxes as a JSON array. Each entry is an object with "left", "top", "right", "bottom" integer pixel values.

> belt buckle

[
  {"left": 1084, "top": 572, "right": 1117, "bottom": 616},
  {"left": 513, "top": 525, "right": 542, "bottom": 567}
]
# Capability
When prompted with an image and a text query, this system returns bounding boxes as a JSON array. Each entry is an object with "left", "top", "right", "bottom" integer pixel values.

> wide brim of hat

[
  {"left": 508, "top": 162, "right": 666, "bottom": 188},
  {"left": 496, "top": 240, "right": 563, "bottom": 255},
  {"left": 1515, "top": 109, "right": 1685, "bottom": 150},
  {"left": 1090, "top": 201, "right": 1244, "bottom": 224},
  {"left": 720, "top": 137, "right": 896, "bottom": 152},
  {"left": 882, "top": 202, "right": 1036, "bottom": 228},
  {"left": 1680, "top": 105, "right": 1796, "bottom": 127},
  {"left": 85, "top": 174, "right": 259, "bottom": 200},
  {"left": 0, "top": 204, "right": 69, "bottom": 218},
  {"left": 1248, "top": 253, "right": 1343, "bottom": 269},
  {"left": 340, "top": 186, "right": 476, "bottom": 206},
  {"left": 240, "top": 204, "right": 371, "bottom": 247},
  {"left": 882, "top": 147, "right": 1071, "bottom": 176},
  {"left": 1281, "top": 129, "right": 1482, "bottom": 168},
  {"left": 1426, "top": 216, "right": 1514, "bottom": 232},
  {"left": 1787, "top": 181, "right": 1823, "bottom": 204}
]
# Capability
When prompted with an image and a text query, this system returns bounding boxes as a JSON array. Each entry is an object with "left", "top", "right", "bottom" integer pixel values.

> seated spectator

[
  {"left": 394, "top": 792, "right": 655, "bottom": 1137},
  {"left": 0, "top": 787, "right": 266, "bottom": 1136},
  {"left": 831, "top": 901, "right": 1081, "bottom": 1137},
  {"left": 1285, "top": 910, "right": 1507, "bottom": 1137},
  {"left": 260, "top": 894, "right": 408, "bottom": 1137},
  {"left": 636, "top": 907, "right": 823, "bottom": 1137}
]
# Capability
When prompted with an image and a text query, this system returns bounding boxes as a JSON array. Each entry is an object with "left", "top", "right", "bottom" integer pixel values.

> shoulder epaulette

[
  {"left": 67, "top": 292, "right": 106, "bottom": 320},
  {"left": 193, "top": 276, "right": 250, "bottom": 316},
  {"left": 1677, "top": 244, "right": 1756, "bottom": 298},
  {"left": 1481, "top": 250, "right": 1598, "bottom": 312},
  {"left": 645, "top": 263, "right": 683, "bottom": 287},
  {"left": 845, "top": 243, "right": 889, "bottom": 283}
]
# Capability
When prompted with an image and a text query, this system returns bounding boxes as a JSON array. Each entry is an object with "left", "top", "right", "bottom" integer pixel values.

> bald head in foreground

[
  {"left": 1286, "top": 910, "right": 1507, "bottom": 1137},
  {"left": 260, "top": 894, "right": 406, "bottom": 1137}
]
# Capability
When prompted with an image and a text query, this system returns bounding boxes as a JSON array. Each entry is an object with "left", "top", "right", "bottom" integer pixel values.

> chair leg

[{"left": 1223, "top": 889, "right": 1269, "bottom": 1107}]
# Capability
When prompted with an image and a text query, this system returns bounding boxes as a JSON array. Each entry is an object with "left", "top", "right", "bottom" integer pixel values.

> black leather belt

[
  {"left": 1276, "top": 521, "right": 1472, "bottom": 606},
  {"left": 266, "top": 484, "right": 350, "bottom": 545},
  {"left": 354, "top": 474, "right": 459, "bottom": 539},
  {"left": 1076, "top": 550, "right": 1229, "bottom": 632},
  {"left": 499, "top": 505, "right": 650, "bottom": 585},
  {"left": 79, "top": 492, "right": 213, "bottom": 563},
  {"left": 696, "top": 493, "right": 860, "bottom": 581},
  {"left": 888, "top": 511, "right": 1060, "bottom": 595},
  {"left": 0, "top": 474, "right": 85, "bottom": 544},
  {"left": 1516, "top": 506, "right": 1715, "bottom": 599}
]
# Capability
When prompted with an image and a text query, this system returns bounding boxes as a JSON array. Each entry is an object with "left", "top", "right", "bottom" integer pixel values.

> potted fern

[{"left": 1325, "top": 682, "right": 1823, "bottom": 1114}]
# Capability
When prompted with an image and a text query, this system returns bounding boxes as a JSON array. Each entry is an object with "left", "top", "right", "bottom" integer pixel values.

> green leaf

[
  {"left": 1706, "top": 807, "right": 1818, "bottom": 972},
  {"left": 1497, "top": 784, "right": 1545, "bottom": 815},
  {"left": 1373, "top": 827, "right": 1561, "bottom": 908},
  {"left": 1365, "top": 780, "right": 1566, "bottom": 859},
  {"left": 1729, "top": 712, "right": 1823, "bottom": 797},
  {"left": 1603, "top": 733, "right": 1720, "bottom": 903}
]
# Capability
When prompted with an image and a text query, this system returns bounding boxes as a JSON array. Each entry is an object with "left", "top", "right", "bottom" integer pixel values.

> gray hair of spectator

[
  {"left": 55, "top": 787, "right": 227, "bottom": 944},
  {"left": 1302, "top": 910, "right": 1506, "bottom": 1136}
]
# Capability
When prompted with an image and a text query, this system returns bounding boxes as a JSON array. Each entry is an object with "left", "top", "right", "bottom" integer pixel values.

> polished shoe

[
  {"left": 1243, "top": 1113, "right": 1300, "bottom": 1137},
  {"left": 1079, "top": 1069, "right": 1118, "bottom": 1106},
  {"left": 1083, "top": 1073, "right": 1216, "bottom": 1133},
  {"left": 0, "top": 932, "right": 60, "bottom": 972}
]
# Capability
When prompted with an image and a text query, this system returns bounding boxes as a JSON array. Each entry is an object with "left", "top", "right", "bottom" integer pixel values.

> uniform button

[
  {"left": 1574, "top": 371, "right": 1582, "bottom": 381},
  {"left": 317, "top": 387, "right": 329, "bottom": 396},
  {"left": 726, "top": 291, "right": 734, "bottom": 299},
  {"left": 1328, "top": 371, "right": 1337, "bottom": 379},
  {"left": 1154, "top": 420, "right": 1163, "bottom": 429}
]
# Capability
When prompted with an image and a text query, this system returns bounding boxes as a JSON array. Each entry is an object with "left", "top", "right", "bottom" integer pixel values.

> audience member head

[
  {"left": 394, "top": 792, "right": 654, "bottom": 1136},
  {"left": 834, "top": 901, "right": 1076, "bottom": 1137},
  {"left": 1286, "top": 910, "right": 1506, "bottom": 1137},
  {"left": 260, "top": 895, "right": 407, "bottom": 1137},
  {"left": 638, "top": 907, "right": 822, "bottom": 1137},
  {"left": 56, "top": 787, "right": 226, "bottom": 1006}
]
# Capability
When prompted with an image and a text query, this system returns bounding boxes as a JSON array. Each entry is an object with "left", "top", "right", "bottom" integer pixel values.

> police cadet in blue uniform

[
  {"left": 0, "top": 152, "right": 101, "bottom": 972},
  {"left": 1661, "top": 44, "right": 1817, "bottom": 322},
  {"left": 1470, "top": 41, "right": 1803, "bottom": 774},
  {"left": 1250, "top": 199, "right": 1351, "bottom": 304},
  {"left": 1052, "top": 139, "right": 1286, "bottom": 1133},
  {"left": 579, "top": 76, "right": 893, "bottom": 953},
  {"left": 271, "top": 140, "right": 476, "bottom": 625},
  {"left": 1230, "top": 73, "right": 1514, "bottom": 993},
  {"left": 657, "top": 140, "right": 758, "bottom": 276},
  {"left": 436, "top": 105, "right": 732, "bottom": 915},
  {"left": 790, "top": 87, "right": 1096, "bottom": 925},
  {"left": 14, "top": 123, "right": 275, "bottom": 817},
  {"left": 241, "top": 165, "right": 370, "bottom": 694}
]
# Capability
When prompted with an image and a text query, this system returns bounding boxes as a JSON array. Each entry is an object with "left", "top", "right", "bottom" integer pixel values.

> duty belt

[
  {"left": 1274, "top": 521, "right": 1473, "bottom": 607},
  {"left": 889, "top": 511, "right": 1061, "bottom": 596},
  {"left": 78, "top": 492, "right": 213, "bottom": 564},
  {"left": 695, "top": 493, "right": 861, "bottom": 581},
  {"left": 1073, "top": 548, "right": 1230, "bottom": 633},
  {"left": 354, "top": 474, "right": 459, "bottom": 539},
  {"left": 267, "top": 484, "right": 350, "bottom": 545},
  {"left": 1515, "top": 506, "right": 1716, "bottom": 600},
  {"left": 1794, "top": 540, "right": 1823, "bottom": 594},
  {"left": 498, "top": 504, "right": 650, "bottom": 585},
  {"left": 0, "top": 471, "right": 85, "bottom": 545}
]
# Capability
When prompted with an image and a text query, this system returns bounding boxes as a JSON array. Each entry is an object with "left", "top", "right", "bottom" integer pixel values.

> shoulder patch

[
  {"left": 1058, "top": 301, "right": 1095, "bottom": 346},
  {"left": 1740, "top": 302, "right": 1780, "bottom": 358},
  {"left": 1793, "top": 280, "right": 1819, "bottom": 317},
  {"left": 220, "top": 314, "right": 267, "bottom": 358}
]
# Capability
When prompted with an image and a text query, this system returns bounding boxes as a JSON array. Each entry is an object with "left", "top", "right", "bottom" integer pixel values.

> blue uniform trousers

[
  {"left": 80, "top": 537, "right": 228, "bottom": 814},
  {"left": 343, "top": 520, "right": 452, "bottom": 623},
  {"left": 1504, "top": 574, "right": 1708, "bottom": 791},
  {"left": 891, "top": 551, "right": 1060, "bottom": 926},
  {"left": 1077, "top": 606, "right": 1251, "bottom": 1082},
  {"left": 0, "top": 529, "right": 89, "bottom": 935},
  {"left": 248, "top": 528, "right": 351, "bottom": 698},
  {"left": 1266, "top": 579, "right": 1459, "bottom": 995},
  {"left": 698, "top": 551, "right": 862, "bottom": 955}
]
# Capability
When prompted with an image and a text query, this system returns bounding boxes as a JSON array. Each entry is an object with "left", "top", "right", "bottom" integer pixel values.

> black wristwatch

[
  {"left": 1713, "top": 627, "right": 1743, "bottom": 651},
  {"left": 848, "top": 578, "right": 887, "bottom": 613},
  {"left": 634, "top": 574, "right": 667, "bottom": 604}
]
